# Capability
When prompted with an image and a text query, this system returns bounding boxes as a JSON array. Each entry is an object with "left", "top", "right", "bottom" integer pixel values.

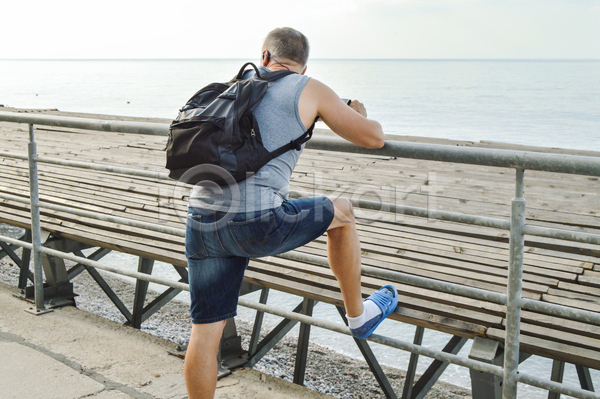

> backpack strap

[
  {"left": 241, "top": 62, "right": 310, "bottom": 163},
  {"left": 260, "top": 69, "right": 296, "bottom": 82},
  {"left": 235, "top": 62, "right": 262, "bottom": 80},
  {"left": 232, "top": 62, "right": 296, "bottom": 82},
  {"left": 264, "top": 116, "right": 319, "bottom": 162}
]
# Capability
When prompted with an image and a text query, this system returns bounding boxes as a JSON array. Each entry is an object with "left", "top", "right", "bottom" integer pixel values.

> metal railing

[{"left": 0, "top": 110, "right": 599, "bottom": 399}]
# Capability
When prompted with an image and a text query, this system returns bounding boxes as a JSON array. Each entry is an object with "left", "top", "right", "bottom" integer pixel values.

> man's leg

[
  {"left": 326, "top": 197, "right": 364, "bottom": 317},
  {"left": 184, "top": 320, "right": 226, "bottom": 399},
  {"left": 326, "top": 196, "right": 398, "bottom": 339}
]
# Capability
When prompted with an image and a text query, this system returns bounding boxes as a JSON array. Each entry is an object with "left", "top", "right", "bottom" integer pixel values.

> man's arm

[{"left": 299, "top": 78, "right": 385, "bottom": 149}]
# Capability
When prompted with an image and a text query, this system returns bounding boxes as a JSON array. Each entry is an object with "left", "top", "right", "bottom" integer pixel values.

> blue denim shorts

[{"left": 186, "top": 196, "right": 335, "bottom": 324}]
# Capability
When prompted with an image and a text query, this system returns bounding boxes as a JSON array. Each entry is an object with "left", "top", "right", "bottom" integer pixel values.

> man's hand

[{"left": 349, "top": 100, "right": 367, "bottom": 118}]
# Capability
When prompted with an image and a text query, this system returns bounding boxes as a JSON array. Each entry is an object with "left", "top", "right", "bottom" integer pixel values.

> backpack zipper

[{"left": 251, "top": 129, "right": 257, "bottom": 146}]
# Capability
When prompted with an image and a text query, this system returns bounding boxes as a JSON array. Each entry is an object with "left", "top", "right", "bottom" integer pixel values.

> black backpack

[{"left": 165, "top": 62, "right": 316, "bottom": 185}]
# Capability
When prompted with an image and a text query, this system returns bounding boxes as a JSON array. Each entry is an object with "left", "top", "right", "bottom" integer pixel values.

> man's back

[{"left": 189, "top": 66, "right": 311, "bottom": 213}]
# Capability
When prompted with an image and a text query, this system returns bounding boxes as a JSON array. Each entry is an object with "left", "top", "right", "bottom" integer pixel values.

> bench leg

[
  {"left": 126, "top": 263, "right": 189, "bottom": 328},
  {"left": 0, "top": 230, "right": 35, "bottom": 289},
  {"left": 548, "top": 362, "right": 595, "bottom": 398},
  {"left": 219, "top": 318, "right": 248, "bottom": 372},
  {"left": 294, "top": 298, "right": 315, "bottom": 385},
  {"left": 402, "top": 326, "right": 425, "bottom": 399},
  {"left": 17, "top": 236, "right": 113, "bottom": 308},
  {"left": 337, "top": 306, "right": 398, "bottom": 399},
  {"left": 0, "top": 240, "right": 14, "bottom": 261},
  {"left": 83, "top": 257, "right": 133, "bottom": 324},
  {"left": 469, "top": 337, "right": 504, "bottom": 399},
  {"left": 19, "top": 230, "right": 33, "bottom": 289},
  {"left": 246, "top": 299, "right": 305, "bottom": 368},
  {"left": 131, "top": 257, "right": 154, "bottom": 329},
  {"left": 576, "top": 365, "right": 595, "bottom": 392},
  {"left": 213, "top": 318, "right": 252, "bottom": 380},
  {"left": 248, "top": 287, "right": 270, "bottom": 357},
  {"left": 173, "top": 264, "right": 189, "bottom": 283},
  {"left": 0, "top": 240, "right": 22, "bottom": 266},
  {"left": 138, "top": 265, "right": 189, "bottom": 324},
  {"left": 22, "top": 235, "right": 94, "bottom": 308},
  {"left": 548, "top": 360, "right": 565, "bottom": 399},
  {"left": 0, "top": 236, "right": 34, "bottom": 289},
  {"left": 67, "top": 247, "right": 111, "bottom": 280},
  {"left": 407, "top": 334, "right": 467, "bottom": 399},
  {"left": 469, "top": 337, "right": 532, "bottom": 399},
  {"left": 42, "top": 251, "right": 69, "bottom": 286}
]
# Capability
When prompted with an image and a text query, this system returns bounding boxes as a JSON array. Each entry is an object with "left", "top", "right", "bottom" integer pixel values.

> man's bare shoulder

[
  {"left": 300, "top": 77, "right": 349, "bottom": 117},
  {"left": 302, "top": 77, "right": 335, "bottom": 100}
]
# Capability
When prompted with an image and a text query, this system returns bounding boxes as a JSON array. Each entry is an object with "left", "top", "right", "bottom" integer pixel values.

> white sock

[{"left": 346, "top": 300, "right": 382, "bottom": 329}]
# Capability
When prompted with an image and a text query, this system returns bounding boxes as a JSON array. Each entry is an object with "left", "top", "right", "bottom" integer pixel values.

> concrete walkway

[{"left": 0, "top": 283, "right": 332, "bottom": 399}]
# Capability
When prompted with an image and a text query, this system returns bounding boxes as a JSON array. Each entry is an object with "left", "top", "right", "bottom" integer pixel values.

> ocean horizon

[
  {"left": 1, "top": 58, "right": 598, "bottom": 153},
  {"left": 2, "top": 57, "right": 600, "bottom": 60}
]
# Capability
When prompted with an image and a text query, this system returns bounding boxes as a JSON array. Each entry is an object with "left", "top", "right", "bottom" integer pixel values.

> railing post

[
  {"left": 503, "top": 168, "right": 526, "bottom": 399},
  {"left": 26, "top": 124, "right": 51, "bottom": 315}
]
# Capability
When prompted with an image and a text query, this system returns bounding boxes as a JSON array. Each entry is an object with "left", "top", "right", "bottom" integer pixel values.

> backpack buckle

[{"left": 291, "top": 140, "right": 303, "bottom": 151}]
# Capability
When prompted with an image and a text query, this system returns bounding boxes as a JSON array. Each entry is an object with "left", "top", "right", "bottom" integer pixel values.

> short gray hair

[{"left": 262, "top": 27, "right": 310, "bottom": 67}]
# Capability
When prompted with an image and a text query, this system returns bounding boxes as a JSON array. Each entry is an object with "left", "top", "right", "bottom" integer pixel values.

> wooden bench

[{"left": 1, "top": 108, "right": 599, "bottom": 396}]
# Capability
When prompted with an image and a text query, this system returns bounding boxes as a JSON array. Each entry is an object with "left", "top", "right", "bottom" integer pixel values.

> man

[{"left": 183, "top": 27, "right": 398, "bottom": 399}]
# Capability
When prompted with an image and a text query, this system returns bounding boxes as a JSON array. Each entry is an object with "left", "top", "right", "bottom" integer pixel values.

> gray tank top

[{"left": 189, "top": 66, "right": 311, "bottom": 212}]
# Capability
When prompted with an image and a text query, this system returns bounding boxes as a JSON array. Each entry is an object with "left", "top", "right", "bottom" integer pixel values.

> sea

[{"left": 1, "top": 59, "right": 599, "bottom": 398}]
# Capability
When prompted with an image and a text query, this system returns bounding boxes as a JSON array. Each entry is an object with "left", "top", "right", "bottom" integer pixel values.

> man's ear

[
  {"left": 261, "top": 51, "right": 270, "bottom": 67},
  {"left": 301, "top": 65, "right": 307, "bottom": 75}
]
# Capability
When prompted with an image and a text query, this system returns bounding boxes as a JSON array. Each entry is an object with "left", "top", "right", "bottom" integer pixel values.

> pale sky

[{"left": 2, "top": 0, "right": 599, "bottom": 59}]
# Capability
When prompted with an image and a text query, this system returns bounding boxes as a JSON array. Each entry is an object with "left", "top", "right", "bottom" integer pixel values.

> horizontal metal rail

[
  {"left": 238, "top": 299, "right": 507, "bottom": 378},
  {"left": 0, "top": 151, "right": 172, "bottom": 180},
  {"left": 0, "top": 190, "right": 505, "bottom": 303},
  {"left": 523, "top": 224, "right": 600, "bottom": 246},
  {"left": 0, "top": 151, "right": 29, "bottom": 161},
  {"left": 280, "top": 250, "right": 600, "bottom": 326},
  {"left": 1, "top": 111, "right": 599, "bottom": 176},
  {"left": 3, "top": 154, "right": 599, "bottom": 246},
  {"left": 0, "top": 192, "right": 186, "bottom": 237},
  {"left": 306, "top": 136, "right": 600, "bottom": 177},
  {"left": 276, "top": 251, "right": 508, "bottom": 304},
  {"left": 290, "top": 190, "right": 512, "bottom": 230},
  {"left": 0, "top": 191, "right": 508, "bottom": 305},
  {"left": 517, "top": 372, "right": 600, "bottom": 399},
  {"left": 0, "top": 234, "right": 188, "bottom": 291},
  {"left": 0, "top": 111, "right": 168, "bottom": 136},
  {"left": 520, "top": 297, "right": 600, "bottom": 325},
  {"left": 292, "top": 190, "right": 600, "bottom": 246},
  {"left": 34, "top": 155, "right": 171, "bottom": 180}
]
